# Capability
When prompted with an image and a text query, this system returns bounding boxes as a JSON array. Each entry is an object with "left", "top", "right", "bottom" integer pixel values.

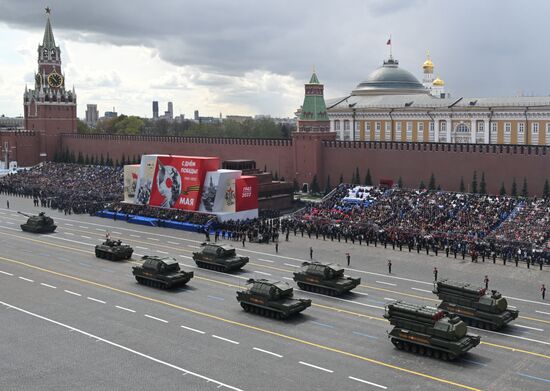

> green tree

[
  {"left": 310, "top": 175, "right": 320, "bottom": 194},
  {"left": 354, "top": 167, "right": 360, "bottom": 185},
  {"left": 121, "top": 154, "right": 126, "bottom": 166},
  {"left": 459, "top": 177, "right": 465, "bottom": 193},
  {"left": 114, "top": 116, "right": 144, "bottom": 135},
  {"left": 428, "top": 173, "right": 436, "bottom": 190},
  {"left": 364, "top": 169, "right": 372, "bottom": 186},
  {"left": 480, "top": 172, "right": 487, "bottom": 194},
  {"left": 437, "top": 185, "right": 442, "bottom": 191},
  {"left": 114, "top": 159, "right": 119, "bottom": 168},
  {"left": 274, "top": 171, "right": 279, "bottom": 181},
  {"left": 76, "top": 119, "right": 91, "bottom": 134},
  {"left": 69, "top": 151, "right": 76, "bottom": 163},
  {"left": 397, "top": 176, "right": 403, "bottom": 188},
  {"left": 293, "top": 178, "right": 299, "bottom": 192},
  {"left": 511, "top": 178, "right": 517, "bottom": 197},
  {"left": 77, "top": 151, "right": 84, "bottom": 164},
  {"left": 543, "top": 179, "right": 549, "bottom": 198},
  {"left": 499, "top": 182, "right": 506, "bottom": 195},
  {"left": 100, "top": 154, "right": 105, "bottom": 166},
  {"left": 84, "top": 155, "right": 90, "bottom": 165},
  {"left": 521, "top": 177, "right": 528, "bottom": 197},
  {"left": 324, "top": 175, "right": 332, "bottom": 195},
  {"left": 471, "top": 171, "right": 478, "bottom": 194},
  {"left": 339, "top": 173, "right": 344, "bottom": 184}
]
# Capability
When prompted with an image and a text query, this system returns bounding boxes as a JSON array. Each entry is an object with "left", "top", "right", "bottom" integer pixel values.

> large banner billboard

[
  {"left": 123, "top": 164, "right": 140, "bottom": 203},
  {"left": 148, "top": 156, "right": 220, "bottom": 211},
  {"left": 135, "top": 155, "right": 160, "bottom": 205},
  {"left": 199, "top": 169, "right": 242, "bottom": 213},
  {"left": 235, "top": 175, "right": 259, "bottom": 212}
]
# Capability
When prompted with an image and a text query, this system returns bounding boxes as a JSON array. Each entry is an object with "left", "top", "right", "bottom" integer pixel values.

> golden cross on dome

[{"left": 45, "top": 6, "right": 51, "bottom": 15}]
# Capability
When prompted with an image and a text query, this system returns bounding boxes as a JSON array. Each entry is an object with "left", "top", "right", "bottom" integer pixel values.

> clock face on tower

[{"left": 48, "top": 72, "right": 63, "bottom": 88}]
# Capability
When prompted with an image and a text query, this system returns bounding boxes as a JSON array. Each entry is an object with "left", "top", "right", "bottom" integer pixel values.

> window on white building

[
  {"left": 517, "top": 122, "right": 525, "bottom": 144},
  {"left": 439, "top": 121, "right": 447, "bottom": 142},
  {"left": 344, "top": 120, "right": 350, "bottom": 131},
  {"left": 334, "top": 120, "right": 340, "bottom": 131},
  {"left": 546, "top": 123, "right": 550, "bottom": 145},
  {"left": 490, "top": 122, "right": 498, "bottom": 144},
  {"left": 417, "top": 122, "right": 424, "bottom": 142},
  {"left": 375, "top": 122, "right": 381, "bottom": 141},
  {"left": 504, "top": 122, "right": 511, "bottom": 144},
  {"left": 406, "top": 122, "right": 413, "bottom": 141},
  {"left": 365, "top": 121, "right": 371, "bottom": 141},
  {"left": 396, "top": 122, "right": 402, "bottom": 140},
  {"left": 429, "top": 122, "right": 435, "bottom": 142},
  {"left": 454, "top": 123, "right": 470, "bottom": 143},
  {"left": 385, "top": 122, "right": 392, "bottom": 141},
  {"left": 531, "top": 123, "right": 539, "bottom": 145}
]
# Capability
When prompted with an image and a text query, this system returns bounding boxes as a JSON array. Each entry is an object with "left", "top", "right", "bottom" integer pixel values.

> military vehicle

[
  {"left": 19, "top": 211, "right": 57, "bottom": 233},
  {"left": 433, "top": 279, "right": 519, "bottom": 330},
  {"left": 132, "top": 256, "right": 193, "bottom": 289},
  {"left": 95, "top": 239, "right": 134, "bottom": 261},
  {"left": 293, "top": 261, "right": 361, "bottom": 296},
  {"left": 384, "top": 301, "right": 480, "bottom": 360},
  {"left": 237, "top": 278, "right": 311, "bottom": 319},
  {"left": 192, "top": 243, "right": 249, "bottom": 272}
]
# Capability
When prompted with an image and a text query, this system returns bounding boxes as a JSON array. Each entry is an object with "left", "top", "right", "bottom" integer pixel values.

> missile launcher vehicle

[
  {"left": 433, "top": 279, "right": 519, "bottom": 330},
  {"left": 193, "top": 243, "right": 249, "bottom": 272},
  {"left": 95, "top": 239, "right": 134, "bottom": 261},
  {"left": 293, "top": 261, "right": 361, "bottom": 296},
  {"left": 18, "top": 211, "right": 57, "bottom": 233},
  {"left": 384, "top": 301, "right": 480, "bottom": 360},
  {"left": 237, "top": 278, "right": 311, "bottom": 319},
  {"left": 132, "top": 256, "right": 193, "bottom": 289}
]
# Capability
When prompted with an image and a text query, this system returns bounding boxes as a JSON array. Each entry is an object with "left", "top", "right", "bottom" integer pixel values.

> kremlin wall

[{"left": 3, "top": 12, "right": 549, "bottom": 196}]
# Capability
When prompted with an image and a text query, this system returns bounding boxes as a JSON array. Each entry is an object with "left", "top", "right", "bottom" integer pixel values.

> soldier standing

[
  {"left": 6, "top": 200, "right": 9, "bottom": 209},
  {"left": 309, "top": 246, "right": 313, "bottom": 260},
  {"left": 387, "top": 259, "right": 392, "bottom": 274},
  {"left": 484, "top": 275, "right": 489, "bottom": 290},
  {"left": 433, "top": 267, "right": 438, "bottom": 281},
  {"left": 275, "top": 242, "right": 279, "bottom": 253},
  {"left": 346, "top": 252, "right": 350, "bottom": 266},
  {"left": 542, "top": 284, "right": 546, "bottom": 300}
]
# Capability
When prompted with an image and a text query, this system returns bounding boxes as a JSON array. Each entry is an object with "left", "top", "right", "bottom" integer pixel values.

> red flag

[{"left": 386, "top": 38, "right": 391, "bottom": 45}]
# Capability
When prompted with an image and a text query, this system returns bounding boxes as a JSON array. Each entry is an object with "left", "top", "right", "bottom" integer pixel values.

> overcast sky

[{"left": 0, "top": 0, "right": 548, "bottom": 119}]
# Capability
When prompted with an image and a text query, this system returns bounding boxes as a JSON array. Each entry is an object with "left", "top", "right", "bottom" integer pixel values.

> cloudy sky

[{"left": 0, "top": 0, "right": 548, "bottom": 119}]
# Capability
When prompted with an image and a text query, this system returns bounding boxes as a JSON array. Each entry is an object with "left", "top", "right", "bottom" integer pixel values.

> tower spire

[{"left": 42, "top": 7, "right": 56, "bottom": 49}]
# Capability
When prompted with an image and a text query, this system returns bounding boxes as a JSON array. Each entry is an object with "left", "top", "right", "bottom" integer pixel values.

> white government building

[{"left": 327, "top": 54, "right": 550, "bottom": 145}]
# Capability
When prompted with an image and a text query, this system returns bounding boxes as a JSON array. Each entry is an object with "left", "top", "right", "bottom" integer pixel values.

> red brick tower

[{"left": 23, "top": 7, "right": 77, "bottom": 161}]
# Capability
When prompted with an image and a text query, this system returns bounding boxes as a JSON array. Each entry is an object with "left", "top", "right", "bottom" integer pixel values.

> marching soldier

[
  {"left": 387, "top": 259, "right": 392, "bottom": 274},
  {"left": 484, "top": 275, "right": 489, "bottom": 290},
  {"left": 433, "top": 267, "right": 438, "bottom": 281},
  {"left": 542, "top": 284, "right": 546, "bottom": 300}
]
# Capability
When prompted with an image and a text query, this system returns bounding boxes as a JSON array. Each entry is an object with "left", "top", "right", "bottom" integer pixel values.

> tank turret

[
  {"left": 433, "top": 279, "right": 519, "bottom": 330},
  {"left": 193, "top": 242, "right": 249, "bottom": 272},
  {"left": 293, "top": 261, "right": 360, "bottom": 296},
  {"left": 383, "top": 301, "right": 480, "bottom": 360},
  {"left": 19, "top": 211, "right": 57, "bottom": 233},
  {"left": 132, "top": 256, "right": 193, "bottom": 289},
  {"left": 236, "top": 278, "right": 311, "bottom": 319}
]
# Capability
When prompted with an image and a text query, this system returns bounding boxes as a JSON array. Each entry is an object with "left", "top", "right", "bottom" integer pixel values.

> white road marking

[
  {"left": 384, "top": 298, "right": 396, "bottom": 301},
  {"left": 95, "top": 228, "right": 104, "bottom": 232},
  {"left": 180, "top": 325, "right": 205, "bottom": 334},
  {"left": 115, "top": 305, "right": 135, "bottom": 313},
  {"left": 64, "top": 232, "right": 75, "bottom": 236},
  {"left": 5, "top": 221, "right": 14, "bottom": 224},
  {"left": 253, "top": 347, "right": 283, "bottom": 358},
  {"left": 301, "top": 291, "right": 385, "bottom": 310},
  {"left": 282, "top": 277, "right": 294, "bottom": 281},
  {"left": 411, "top": 287, "right": 432, "bottom": 293},
  {"left": 0, "top": 270, "right": 13, "bottom": 276},
  {"left": 148, "top": 238, "right": 160, "bottom": 241},
  {"left": 515, "top": 324, "right": 544, "bottom": 332},
  {"left": 507, "top": 295, "right": 550, "bottom": 307},
  {"left": 49, "top": 236, "right": 94, "bottom": 247},
  {"left": 129, "top": 234, "right": 140, "bottom": 238},
  {"left": 156, "top": 250, "right": 169, "bottom": 255},
  {"left": 535, "top": 310, "right": 550, "bottom": 316},
  {"left": 348, "top": 376, "right": 387, "bottom": 389},
  {"left": 79, "top": 225, "right": 88, "bottom": 229},
  {"left": 112, "top": 231, "right": 121, "bottom": 235},
  {"left": 257, "top": 258, "right": 274, "bottom": 263},
  {"left": 0, "top": 300, "right": 243, "bottom": 391},
  {"left": 353, "top": 292, "right": 369, "bottom": 297},
  {"left": 376, "top": 281, "right": 397, "bottom": 286},
  {"left": 40, "top": 283, "right": 56, "bottom": 289},
  {"left": 134, "top": 253, "right": 144, "bottom": 257},
  {"left": 212, "top": 335, "right": 239, "bottom": 345},
  {"left": 167, "top": 241, "right": 179, "bottom": 245},
  {"left": 81, "top": 236, "right": 91, "bottom": 239},
  {"left": 298, "top": 361, "right": 333, "bottom": 373},
  {"left": 135, "top": 246, "right": 148, "bottom": 250},
  {"left": 179, "top": 255, "right": 193, "bottom": 259},
  {"left": 508, "top": 305, "right": 517, "bottom": 309},
  {"left": 145, "top": 314, "right": 168, "bottom": 323},
  {"left": 471, "top": 327, "right": 550, "bottom": 346},
  {"left": 87, "top": 297, "right": 106, "bottom": 304},
  {"left": 284, "top": 263, "right": 299, "bottom": 268},
  {"left": 18, "top": 276, "right": 34, "bottom": 282},
  {"left": 253, "top": 271, "right": 271, "bottom": 276},
  {"left": 65, "top": 223, "right": 74, "bottom": 226},
  {"left": 64, "top": 290, "right": 81, "bottom": 297}
]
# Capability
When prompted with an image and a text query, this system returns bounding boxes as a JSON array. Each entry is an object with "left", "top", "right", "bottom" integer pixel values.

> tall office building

[
  {"left": 152, "top": 101, "right": 159, "bottom": 119},
  {"left": 166, "top": 101, "right": 173, "bottom": 119},
  {"left": 85, "top": 104, "right": 99, "bottom": 127},
  {"left": 194, "top": 110, "right": 199, "bottom": 121}
]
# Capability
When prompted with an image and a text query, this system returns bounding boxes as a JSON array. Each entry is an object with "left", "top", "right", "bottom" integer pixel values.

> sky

[{"left": 0, "top": 0, "right": 549, "bottom": 119}]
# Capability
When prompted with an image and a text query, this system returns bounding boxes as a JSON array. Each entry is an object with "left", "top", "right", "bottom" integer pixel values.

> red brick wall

[{"left": 0, "top": 132, "right": 41, "bottom": 167}]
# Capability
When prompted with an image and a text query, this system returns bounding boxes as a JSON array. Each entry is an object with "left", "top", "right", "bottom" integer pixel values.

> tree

[
  {"left": 397, "top": 176, "right": 403, "bottom": 189},
  {"left": 84, "top": 155, "right": 90, "bottom": 165},
  {"left": 310, "top": 175, "right": 320, "bottom": 194},
  {"left": 354, "top": 167, "right": 360, "bottom": 185},
  {"left": 293, "top": 178, "right": 299, "bottom": 192},
  {"left": 364, "top": 169, "right": 372, "bottom": 186},
  {"left": 437, "top": 185, "right": 442, "bottom": 191},
  {"left": 521, "top": 177, "right": 528, "bottom": 197},
  {"left": 471, "top": 171, "right": 478, "bottom": 194},
  {"left": 114, "top": 159, "right": 119, "bottom": 168},
  {"left": 428, "top": 173, "right": 436, "bottom": 190},
  {"left": 100, "top": 154, "right": 105, "bottom": 166},
  {"left": 339, "top": 173, "right": 344, "bottom": 184},
  {"left": 69, "top": 151, "right": 76, "bottom": 163},
  {"left": 76, "top": 119, "right": 91, "bottom": 134},
  {"left": 511, "top": 177, "right": 517, "bottom": 197},
  {"left": 480, "top": 172, "right": 487, "bottom": 194},
  {"left": 274, "top": 171, "right": 279, "bottom": 181},
  {"left": 264, "top": 164, "right": 267, "bottom": 172},
  {"left": 543, "top": 179, "right": 549, "bottom": 198},
  {"left": 121, "top": 154, "right": 126, "bottom": 166},
  {"left": 77, "top": 151, "right": 84, "bottom": 164},
  {"left": 499, "top": 182, "right": 506, "bottom": 195},
  {"left": 459, "top": 177, "right": 465, "bottom": 193},
  {"left": 324, "top": 175, "right": 332, "bottom": 195}
]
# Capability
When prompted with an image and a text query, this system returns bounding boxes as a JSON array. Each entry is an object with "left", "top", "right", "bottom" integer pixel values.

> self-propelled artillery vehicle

[
  {"left": 18, "top": 211, "right": 57, "bottom": 233},
  {"left": 384, "top": 301, "right": 480, "bottom": 360},
  {"left": 95, "top": 239, "right": 134, "bottom": 261},
  {"left": 236, "top": 278, "right": 311, "bottom": 319},
  {"left": 433, "top": 279, "right": 519, "bottom": 330},
  {"left": 293, "top": 261, "right": 360, "bottom": 296},
  {"left": 192, "top": 243, "right": 249, "bottom": 272},
  {"left": 132, "top": 256, "right": 193, "bottom": 289}
]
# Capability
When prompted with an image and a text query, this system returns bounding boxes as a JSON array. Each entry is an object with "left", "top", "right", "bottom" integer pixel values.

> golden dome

[
  {"left": 422, "top": 59, "right": 434, "bottom": 70},
  {"left": 433, "top": 77, "right": 444, "bottom": 86}
]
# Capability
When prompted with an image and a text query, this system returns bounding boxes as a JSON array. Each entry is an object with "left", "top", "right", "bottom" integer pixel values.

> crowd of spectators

[{"left": 108, "top": 202, "right": 215, "bottom": 225}]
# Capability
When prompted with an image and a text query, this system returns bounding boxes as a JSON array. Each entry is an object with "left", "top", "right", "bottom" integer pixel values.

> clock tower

[{"left": 24, "top": 7, "right": 77, "bottom": 161}]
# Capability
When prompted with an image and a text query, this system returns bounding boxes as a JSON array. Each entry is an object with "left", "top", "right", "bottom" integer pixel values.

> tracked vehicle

[
  {"left": 132, "top": 256, "right": 193, "bottom": 289},
  {"left": 95, "top": 239, "right": 133, "bottom": 261},
  {"left": 384, "top": 301, "right": 480, "bottom": 360},
  {"left": 192, "top": 243, "right": 249, "bottom": 272},
  {"left": 293, "top": 261, "right": 360, "bottom": 296},
  {"left": 19, "top": 211, "right": 57, "bottom": 233},
  {"left": 433, "top": 279, "right": 519, "bottom": 330},
  {"left": 236, "top": 278, "right": 311, "bottom": 319}
]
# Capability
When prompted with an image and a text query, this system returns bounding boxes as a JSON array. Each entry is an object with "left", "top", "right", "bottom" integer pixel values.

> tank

[
  {"left": 19, "top": 211, "right": 57, "bottom": 233},
  {"left": 95, "top": 239, "right": 134, "bottom": 261},
  {"left": 132, "top": 255, "right": 194, "bottom": 289},
  {"left": 236, "top": 278, "right": 311, "bottom": 319},
  {"left": 293, "top": 261, "right": 361, "bottom": 296},
  {"left": 193, "top": 242, "right": 249, "bottom": 272},
  {"left": 433, "top": 279, "right": 519, "bottom": 330},
  {"left": 384, "top": 301, "right": 481, "bottom": 360}
]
